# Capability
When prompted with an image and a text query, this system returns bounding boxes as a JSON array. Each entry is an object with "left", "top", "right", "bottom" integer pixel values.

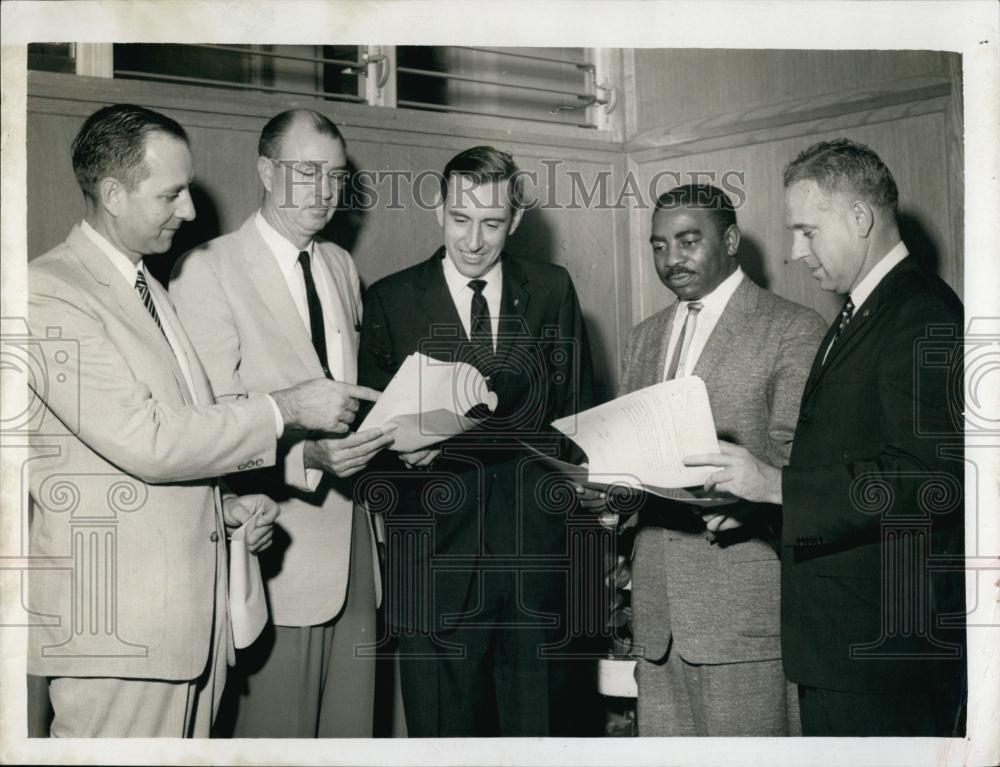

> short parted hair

[
  {"left": 71, "top": 104, "right": 189, "bottom": 201},
  {"left": 654, "top": 184, "right": 737, "bottom": 237},
  {"left": 257, "top": 109, "right": 344, "bottom": 159},
  {"left": 783, "top": 138, "right": 899, "bottom": 216},
  {"left": 440, "top": 145, "right": 527, "bottom": 210}
]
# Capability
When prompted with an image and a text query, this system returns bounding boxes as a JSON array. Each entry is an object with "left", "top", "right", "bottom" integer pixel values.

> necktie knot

[
  {"left": 468, "top": 279, "right": 487, "bottom": 296},
  {"left": 687, "top": 300, "right": 704, "bottom": 315},
  {"left": 298, "top": 250, "right": 311, "bottom": 270},
  {"left": 838, "top": 298, "right": 855, "bottom": 332}
]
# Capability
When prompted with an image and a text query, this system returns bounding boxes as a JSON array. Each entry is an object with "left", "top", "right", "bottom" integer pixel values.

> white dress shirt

[
  {"left": 254, "top": 212, "right": 345, "bottom": 380},
  {"left": 80, "top": 220, "right": 284, "bottom": 434},
  {"left": 850, "top": 241, "right": 909, "bottom": 311},
  {"left": 662, "top": 267, "right": 745, "bottom": 380},
  {"left": 441, "top": 252, "right": 502, "bottom": 352}
]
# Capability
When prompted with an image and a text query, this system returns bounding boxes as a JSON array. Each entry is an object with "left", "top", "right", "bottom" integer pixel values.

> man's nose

[
  {"left": 789, "top": 234, "right": 809, "bottom": 261},
  {"left": 176, "top": 190, "right": 196, "bottom": 222},
  {"left": 466, "top": 225, "right": 483, "bottom": 251}
]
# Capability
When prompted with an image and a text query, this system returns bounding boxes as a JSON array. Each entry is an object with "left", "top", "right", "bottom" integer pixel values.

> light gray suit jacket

[
  {"left": 27, "top": 224, "right": 278, "bottom": 681},
  {"left": 623, "top": 275, "right": 826, "bottom": 664},
  {"left": 171, "top": 215, "right": 379, "bottom": 627}
]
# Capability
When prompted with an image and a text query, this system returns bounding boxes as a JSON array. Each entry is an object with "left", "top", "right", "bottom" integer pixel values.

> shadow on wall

[
  {"left": 737, "top": 232, "right": 770, "bottom": 292},
  {"left": 147, "top": 183, "right": 222, "bottom": 286},
  {"left": 897, "top": 210, "right": 943, "bottom": 278}
]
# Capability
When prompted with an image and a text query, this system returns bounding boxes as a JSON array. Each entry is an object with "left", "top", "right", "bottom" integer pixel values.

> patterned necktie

[
  {"left": 134, "top": 269, "right": 166, "bottom": 337},
  {"left": 468, "top": 279, "right": 493, "bottom": 354},
  {"left": 298, "top": 251, "right": 332, "bottom": 379},
  {"left": 822, "top": 297, "right": 855, "bottom": 365},
  {"left": 665, "top": 301, "right": 703, "bottom": 380}
]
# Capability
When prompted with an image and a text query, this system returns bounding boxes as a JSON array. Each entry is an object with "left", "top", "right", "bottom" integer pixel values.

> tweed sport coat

[{"left": 622, "top": 275, "right": 826, "bottom": 664}]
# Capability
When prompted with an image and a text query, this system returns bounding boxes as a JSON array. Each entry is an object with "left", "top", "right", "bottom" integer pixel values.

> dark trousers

[
  {"left": 797, "top": 684, "right": 966, "bottom": 737},
  {"left": 397, "top": 570, "right": 572, "bottom": 737}
]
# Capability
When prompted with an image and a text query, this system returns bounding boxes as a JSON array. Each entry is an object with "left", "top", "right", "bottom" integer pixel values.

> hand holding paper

[
  {"left": 537, "top": 377, "right": 737, "bottom": 506},
  {"left": 358, "top": 352, "right": 499, "bottom": 453}
]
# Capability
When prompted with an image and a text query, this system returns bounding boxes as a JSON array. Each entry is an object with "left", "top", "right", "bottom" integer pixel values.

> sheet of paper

[
  {"left": 228, "top": 513, "right": 268, "bottom": 650},
  {"left": 358, "top": 352, "right": 498, "bottom": 452},
  {"left": 548, "top": 376, "right": 734, "bottom": 505}
]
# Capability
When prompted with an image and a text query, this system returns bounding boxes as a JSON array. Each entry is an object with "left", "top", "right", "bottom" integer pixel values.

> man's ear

[
  {"left": 849, "top": 199, "right": 875, "bottom": 239},
  {"left": 257, "top": 155, "right": 274, "bottom": 195},
  {"left": 508, "top": 205, "right": 525, "bottom": 236},
  {"left": 724, "top": 224, "right": 741, "bottom": 257},
  {"left": 99, "top": 177, "right": 125, "bottom": 218}
]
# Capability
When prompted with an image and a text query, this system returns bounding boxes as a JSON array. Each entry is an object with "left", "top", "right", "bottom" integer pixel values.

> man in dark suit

[
  {"left": 356, "top": 145, "right": 597, "bottom": 736},
  {"left": 687, "top": 139, "right": 966, "bottom": 736}
]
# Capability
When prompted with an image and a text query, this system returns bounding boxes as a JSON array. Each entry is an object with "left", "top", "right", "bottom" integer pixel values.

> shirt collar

[
  {"left": 677, "top": 267, "right": 744, "bottom": 315},
  {"left": 850, "top": 241, "right": 908, "bottom": 311},
  {"left": 255, "top": 211, "right": 313, "bottom": 277},
  {"left": 80, "top": 219, "right": 142, "bottom": 287},
  {"left": 441, "top": 249, "right": 503, "bottom": 295}
]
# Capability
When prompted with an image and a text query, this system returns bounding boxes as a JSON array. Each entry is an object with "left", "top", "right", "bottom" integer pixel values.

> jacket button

[
  {"left": 798, "top": 414, "right": 809, "bottom": 425},
  {"left": 209, "top": 531, "right": 219, "bottom": 542}
]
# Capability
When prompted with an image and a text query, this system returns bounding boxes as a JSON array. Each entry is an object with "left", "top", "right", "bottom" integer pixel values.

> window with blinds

[{"left": 27, "top": 44, "right": 613, "bottom": 131}]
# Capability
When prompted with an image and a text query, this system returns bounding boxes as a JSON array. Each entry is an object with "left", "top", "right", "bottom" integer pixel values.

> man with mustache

[
  {"left": 687, "top": 140, "right": 966, "bottom": 736},
  {"left": 172, "top": 109, "right": 392, "bottom": 737},
  {"left": 603, "top": 183, "right": 825, "bottom": 735}
]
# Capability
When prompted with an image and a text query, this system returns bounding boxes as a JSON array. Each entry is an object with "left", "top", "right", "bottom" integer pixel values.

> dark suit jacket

[
  {"left": 782, "top": 255, "right": 966, "bottom": 697},
  {"left": 357, "top": 249, "right": 596, "bottom": 633},
  {"left": 621, "top": 276, "right": 826, "bottom": 665}
]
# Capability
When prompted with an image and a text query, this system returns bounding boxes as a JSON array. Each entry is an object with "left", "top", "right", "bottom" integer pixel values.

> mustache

[{"left": 664, "top": 266, "right": 696, "bottom": 279}]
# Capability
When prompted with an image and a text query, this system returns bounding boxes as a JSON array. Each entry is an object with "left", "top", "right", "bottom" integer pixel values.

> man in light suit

[
  {"left": 26, "top": 104, "right": 377, "bottom": 737},
  {"left": 171, "top": 109, "right": 393, "bottom": 737},
  {"left": 688, "top": 140, "right": 966, "bottom": 736},
  {"left": 601, "top": 184, "right": 825, "bottom": 735},
  {"left": 356, "top": 146, "right": 598, "bottom": 736}
]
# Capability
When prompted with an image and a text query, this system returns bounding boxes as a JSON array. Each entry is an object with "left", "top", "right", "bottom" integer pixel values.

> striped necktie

[
  {"left": 134, "top": 269, "right": 166, "bottom": 337},
  {"left": 665, "top": 301, "right": 703, "bottom": 380}
]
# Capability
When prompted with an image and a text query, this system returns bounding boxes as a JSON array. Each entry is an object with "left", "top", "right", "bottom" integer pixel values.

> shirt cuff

[{"left": 265, "top": 394, "right": 284, "bottom": 438}]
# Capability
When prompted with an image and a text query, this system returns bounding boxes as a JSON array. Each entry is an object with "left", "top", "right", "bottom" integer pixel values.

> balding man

[{"left": 172, "top": 109, "right": 392, "bottom": 737}]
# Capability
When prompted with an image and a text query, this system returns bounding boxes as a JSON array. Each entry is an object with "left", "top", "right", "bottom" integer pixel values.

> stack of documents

[{"left": 535, "top": 376, "right": 734, "bottom": 506}]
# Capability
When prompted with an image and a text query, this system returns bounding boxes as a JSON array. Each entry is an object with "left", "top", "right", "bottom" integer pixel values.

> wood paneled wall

[{"left": 625, "top": 49, "right": 963, "bottom": 325}]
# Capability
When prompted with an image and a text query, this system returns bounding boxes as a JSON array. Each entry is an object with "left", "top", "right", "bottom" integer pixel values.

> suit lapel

[
  {"left": 692, "top": 277, "right": 758, "bottom": 382},
  {"left": 67, "top": 226, "right": 193, "bottom": 401},
  {"left": 417, "top": 248, "right": 467, "bottom": 340},
  {"left": 238, "top": 217, "right": 326, "bottom": 379},
  {"left": 314, "top": 242, "right": 359, "bottom": 384},
  {"left": 802, "top": 258, "right": 916, "bottom": 401},
  {"left": 494, "top": 254, "right": 531, "bottom": 372},
  {"left": 147, "top": 275, "right": 213, "bottom": 405}
]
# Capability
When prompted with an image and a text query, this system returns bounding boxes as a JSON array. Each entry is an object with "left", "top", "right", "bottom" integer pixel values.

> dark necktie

[
  {"left": 298, "top": 250, "right": 332, "bottom": 379},
  {"left": 468, "top": 279, "right": 493, "bottom": 354},
  {"left": 134, "top": 269, "right": 166, "bottom": 338},
  {"left": 665, "top": 301, "right": 703, "bottom": 380},
  {"left": 822, "top": 297, "right": 855, "bottom": 365}
]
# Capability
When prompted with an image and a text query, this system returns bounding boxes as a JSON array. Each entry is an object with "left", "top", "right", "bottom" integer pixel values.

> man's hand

[
  {"left": 399, "top": 447, "right": 441, "bottom": 469},
  {"left": 223, "top": 494, "right": 281, "bottom": 554},
  {"left": 684, "top": 440, "right": 782, "bottom": 505},
  {"left": 574, "top": 484, "right": 618, "bottom": 529},
  {"left": 304, "top": 428, "right": 395, "bottom": 478},
  {"left": 271, "top": 379, "right": 380, "bottom": 433}
]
